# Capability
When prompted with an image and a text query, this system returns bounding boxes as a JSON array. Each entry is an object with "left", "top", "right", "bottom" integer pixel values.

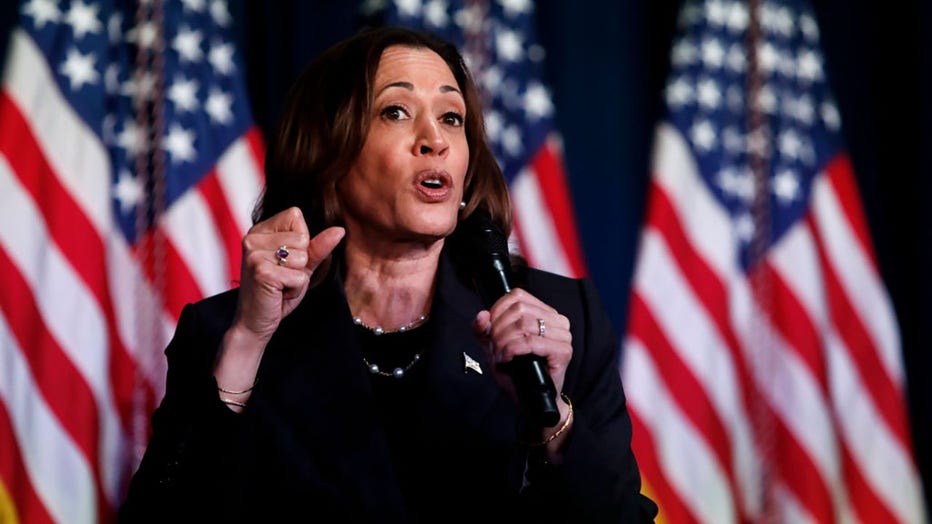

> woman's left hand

[{"left": 472, "top": 288, "right": 572, "bottom": 402}]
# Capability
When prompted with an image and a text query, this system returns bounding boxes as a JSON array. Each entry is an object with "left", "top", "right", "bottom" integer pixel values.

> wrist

[{"left": 521, "top": 393, "right": 574, "bottom": 451}]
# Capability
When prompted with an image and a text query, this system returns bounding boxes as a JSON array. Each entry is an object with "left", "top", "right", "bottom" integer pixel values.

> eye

[
  {"left": 441, "top": 111, "right": 464, "bottom": 127},
  {"left": 380, "top": 105, "right": 409, "bottom": 121}
]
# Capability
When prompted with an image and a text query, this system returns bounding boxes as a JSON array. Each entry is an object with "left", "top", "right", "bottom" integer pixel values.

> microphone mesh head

[{"left": 464, "top": 210, "right": 509, "bottom": 256}]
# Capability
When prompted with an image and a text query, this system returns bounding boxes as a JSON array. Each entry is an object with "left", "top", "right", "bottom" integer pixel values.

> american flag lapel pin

[{"left": 463, "top": 352, "right": 482, "bottom": 375}]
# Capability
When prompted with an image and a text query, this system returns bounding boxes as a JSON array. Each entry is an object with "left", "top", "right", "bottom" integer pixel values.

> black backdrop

[{"left": 0, "top": 0, "right": 927, "bottom": 512}]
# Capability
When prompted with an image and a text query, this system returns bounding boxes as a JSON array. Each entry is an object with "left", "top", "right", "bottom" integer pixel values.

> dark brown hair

[{"left": 256, "top": 26, "right": 512, "bottom": 238}]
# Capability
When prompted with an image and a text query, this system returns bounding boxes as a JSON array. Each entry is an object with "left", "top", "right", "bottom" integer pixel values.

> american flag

[
  {"left": 380, "top": 0, "right": 587, "bottom": 277},
  {"left": 0, "top": 0, "right": 263, "bottom": 522},
  {"left": 621, "top": 0, "right": 926, "bottom": 522}
]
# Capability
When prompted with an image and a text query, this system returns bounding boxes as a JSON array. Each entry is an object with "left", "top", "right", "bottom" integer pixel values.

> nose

[{"left": 414, "top": 116, "right": 448, "bottom": 157}]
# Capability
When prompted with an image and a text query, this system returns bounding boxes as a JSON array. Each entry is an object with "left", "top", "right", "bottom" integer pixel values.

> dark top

[{"left": 119, "top": 251, "right": 658, "bottom": 523}]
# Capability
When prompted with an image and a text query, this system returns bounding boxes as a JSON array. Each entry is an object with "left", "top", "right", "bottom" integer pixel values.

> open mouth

[
  {"left": 415, "top": 170, "right": 452, "bottom": 190},
  {"left": 420, "top": 177, "right": 445, "bottom": 189}
]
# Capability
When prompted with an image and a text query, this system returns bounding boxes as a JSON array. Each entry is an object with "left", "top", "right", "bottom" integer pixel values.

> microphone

[{"left": 456, "top": 210, "right": 560, "bottom": 428}]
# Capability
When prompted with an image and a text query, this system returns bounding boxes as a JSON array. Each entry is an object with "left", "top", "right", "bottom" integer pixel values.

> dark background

[{"left": 1, "top": 0, "right": 927, "bottom": 512}]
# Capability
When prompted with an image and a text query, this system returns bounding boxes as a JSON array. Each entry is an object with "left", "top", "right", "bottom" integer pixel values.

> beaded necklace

[{"left": 354, "top": 313, "right": 429, "bottom": 379}]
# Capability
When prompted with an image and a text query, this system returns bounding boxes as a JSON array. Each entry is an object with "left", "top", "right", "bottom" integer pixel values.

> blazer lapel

[{"left": 421, "top": 254, "right": 521, "bottom": 444}]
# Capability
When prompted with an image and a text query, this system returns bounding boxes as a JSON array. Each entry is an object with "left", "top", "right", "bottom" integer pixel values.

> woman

[{"left": 120, "top": 26, "right": 657, "bottom": 523}]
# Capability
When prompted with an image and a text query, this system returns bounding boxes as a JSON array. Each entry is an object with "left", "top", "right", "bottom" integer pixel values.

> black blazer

[{"left": 120, "top": 253, "right": 657, "bottom": 523}]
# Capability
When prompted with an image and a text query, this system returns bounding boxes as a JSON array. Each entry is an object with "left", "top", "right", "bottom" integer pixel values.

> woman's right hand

[
  {"left": 214, "top": 208, "right": 344, "bottom": 406},
  {"left": 231, "top": 207, "right": 345, "bottom": 347}
]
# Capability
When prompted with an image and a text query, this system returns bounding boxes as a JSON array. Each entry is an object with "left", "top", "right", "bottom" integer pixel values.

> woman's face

[{"left": 339, "top": 45, "right": 469, "bottom": 246}]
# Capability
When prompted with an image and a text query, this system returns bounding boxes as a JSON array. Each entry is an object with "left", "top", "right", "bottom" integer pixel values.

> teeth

[{"left": 422, "top": 179, "right": 442, "bottom": 188}]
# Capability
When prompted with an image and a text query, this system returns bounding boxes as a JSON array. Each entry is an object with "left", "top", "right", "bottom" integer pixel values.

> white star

[
  {"left": 209, "top": 41, "right": 235, "bottom": 75},
  {"left": 716, "top": 166, "right": 741, "bottom": 197},
  {"left": 501, "top": 124, "right": 523, "bottom": 157},
  {"left": 394, "top": 0, "right": 421, "bottom": 17},
  {"left": 210, "top": 0, "right": 232, "bottom": 26},
  {"left": 725, "top": 2, "right": 749, "bottom": 32},
  {"left": 701, "top": 37, "right": 724, "bottom": 69},
  {"left": 734, "top": 212, "right": 755, "bottom": 243},
  {"left": 725, "top": 84, "right": 743, "bottom": 113},
  {"left": 725, "top": 44, "right": 745, "bottom": 73},
  {"left": 59, "top": 48, "right": 99, "bottom": 90},
  {"left": 495, "top": 29, "right": 524, "bottom": 62},
  {"left": 127, "top": 21, "right": 160, "bottom": 49},
  {"left": 453, "top": 4, "right": 482, "bottom": 33},
  {"left": 677, "top": 3, "right": 703, "bottom": 27},
  {"left": 163, "top": 124, "right": 197, "bottom": 163},
  {"left": 665, "top": 76, "right": 693, "bottom": 108},
  {"left": 181, "top": 0, "right": 207, "bottom": 12},
  {"left": 821, "top": 100, "right": 841, "bottom": 131},
  {"left": 690, "top": 119, "right": 716, "bottom": 152},
  {"left": 696, "top": 77, "right": 721, "bottom": 110},
  {"left": 104, "top": 63, "right": 121, "bottom": 94},
  {"left": 772, "top": 6, "right": 795, "bottom": 38},
  {"left": 116, "top": 120, "right": 144, "bottom": 155},
  {"left": 733, "top": 167, "right": 755, "bottom": 201},
  {"left": 484, "top": 110, "right": 503, "bottom": 142},
  {"left": 772, "top": 168, "right": 800, "bottom": 203},
  {"left": 757, "top": 42, "right": 780, "bottom": 76},
  {"left": 65, "top": 0, "right": 103, "bottom": 40},
  {"left": 799, "top": 13, "right": 820, "bottom": 43},
  {"left": 22, "top": 0, "right": 60, "bottom": 30},
  {"left": 205, "top": 88, "right": 233, "bottom": 125},
  {"left": 481, "top": 65, "right": 503, "bottom": 92},
  {"left": 796, "top": 50, "right": 823, "bottom": 83},
  {"left": 168, "top": 76, "right": 199, "bottom": 113},
  {"left": 107, "top": 12, "right": 123, "bottom": 43},
  {"left": 706, "top": 0, "right": 728, "bottom": 27},
  {"left": 173, "top": 26, "right": 204, "bottom": 63},
  {"left": 121, "top": 71, "right": 157, "bottom": 105},
  {"left": 785, "top": 94, "right": 815, "bottom": 125},
  {"left": 523, "top": 82, "right": 553, "bottom": 120},
  {"left": 722, "top": 126, "right": 745, "bottom": 154},
  {"left": 113, "top": 169, "right": 142, "bottom": 214},
  {"left": 498, "top": 0, "right": 533, "bottom": 18},
  {"left": 424, "top": 0, "right": 448, "bottom": 27},
  {"left": 718, "top": 166, "right": 756, "bottom": 202},
  {"left": 671, "top": 38, "right": 697, "bottom": 66},
  {"left": 778, "top": 128, "right": 802, "bottom": 160},
  {"left": 746, "top": 127, "right": 771, "bottom": 157},
  {"left": 756, "top": 85, "right": 778, "bottom": 114}
]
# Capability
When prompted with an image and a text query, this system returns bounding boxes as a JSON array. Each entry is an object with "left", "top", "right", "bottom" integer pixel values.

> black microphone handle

[
  {"left": 485, "top": 256, "right": 560, "bottom": 428},
  {"left": 457, "top": 210, "right": 560, "bottom": 428}
]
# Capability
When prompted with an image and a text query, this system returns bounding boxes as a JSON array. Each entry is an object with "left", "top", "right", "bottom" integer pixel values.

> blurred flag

[
  {"left": 0, "top": 0, "right": 263, "bottom": 522},
  {"left": 620, "top": 0, "right": 926, "bottom": 522},
  {"left": 380, "top": 0, "right": 587, "bottom": 277}
]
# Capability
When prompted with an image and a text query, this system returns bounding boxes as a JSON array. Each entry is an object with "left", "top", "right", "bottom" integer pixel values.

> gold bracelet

[
  {"left": 217, "top": 380, "right": 256, "bottom": 395},
  {"left": 525, "top": 393, "right": 573, "bottom": 446},
  {"left": 220, "top": 397, "right": 247, "bottom": 408}
]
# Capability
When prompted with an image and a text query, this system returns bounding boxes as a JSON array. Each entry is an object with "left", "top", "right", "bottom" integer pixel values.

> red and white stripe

[
  {"left": 621, "top": 123, "right": 926, "bottom": 523},
  {"left": 0, "top": 28, "right": 263, "bottom": 523},
  {"left": 510, "top": 135, "right": 587, "bottom": 278}
]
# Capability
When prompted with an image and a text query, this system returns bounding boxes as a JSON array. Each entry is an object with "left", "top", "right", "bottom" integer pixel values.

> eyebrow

[{"left": 376, "top": 81, "right": 462, "bottom": 97}]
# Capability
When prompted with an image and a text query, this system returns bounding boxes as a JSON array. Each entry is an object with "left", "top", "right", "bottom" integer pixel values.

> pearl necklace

[
  {"left": 352, "top": 314, "right": 429, "bottom": 336},
  {"left": 353, "top": 313, "right": 429, "bottom": 379},
  {"left": 362, "top": 353, "right": 422, "bottom": 379}
]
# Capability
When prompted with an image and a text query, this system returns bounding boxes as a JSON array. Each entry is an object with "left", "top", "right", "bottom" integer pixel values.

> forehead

[{"left": 374, "top": 45, "right": 459, "bottom": 90}]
